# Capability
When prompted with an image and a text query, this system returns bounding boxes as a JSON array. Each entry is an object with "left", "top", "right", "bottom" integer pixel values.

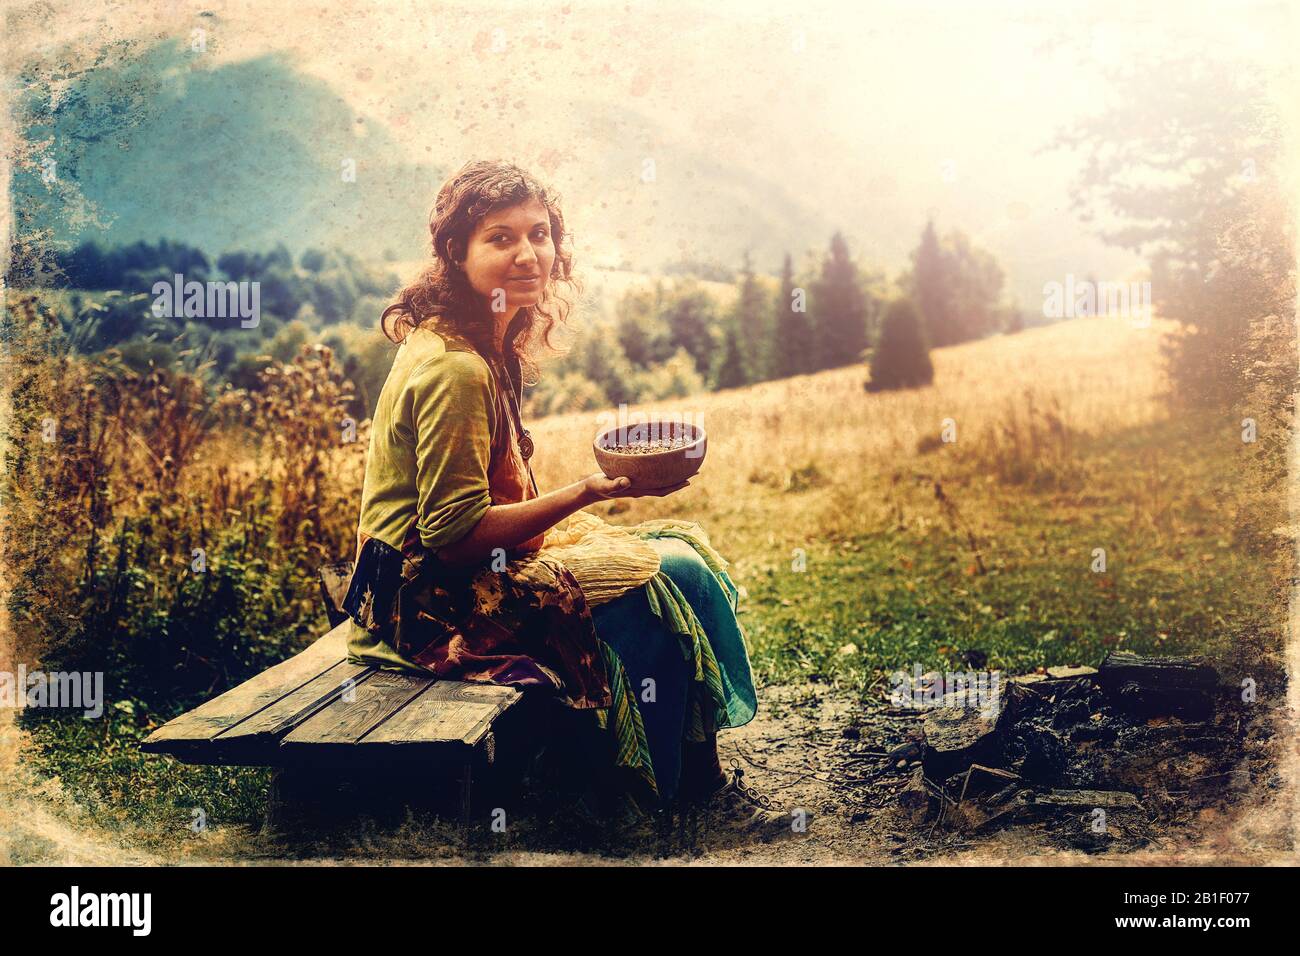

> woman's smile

[{"left": 462, "top": 197, "right": 556, "bottom": 315}]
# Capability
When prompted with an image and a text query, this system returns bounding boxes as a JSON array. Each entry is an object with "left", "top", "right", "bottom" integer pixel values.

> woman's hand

[
  {"left": 437, "top": 472, "right": 691, "bottom": 568},
  {"left": 583, "top": 472, "right": 693, "bottom": 500}
]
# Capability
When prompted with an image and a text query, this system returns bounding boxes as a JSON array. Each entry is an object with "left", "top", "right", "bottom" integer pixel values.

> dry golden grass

[{"left": 529, "top": 317, "right": 1175, "bottom": 557}]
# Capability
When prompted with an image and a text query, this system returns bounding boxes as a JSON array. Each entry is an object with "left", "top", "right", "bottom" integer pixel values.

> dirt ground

[
  {"left": 221, "top": 676, "right": 1297, "bottom": 865},
  {"left": 2, "top": 675, "right": 1294, "bottom": 866}
]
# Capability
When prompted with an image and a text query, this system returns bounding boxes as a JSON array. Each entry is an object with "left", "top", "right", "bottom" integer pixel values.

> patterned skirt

[{"left": 341, "top": 523, "right": 757, "bottom": 804}]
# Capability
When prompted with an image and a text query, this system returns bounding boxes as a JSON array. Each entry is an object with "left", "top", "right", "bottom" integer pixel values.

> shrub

[{"left": 865, "top": 299, "right": 934, "bottom": 391}]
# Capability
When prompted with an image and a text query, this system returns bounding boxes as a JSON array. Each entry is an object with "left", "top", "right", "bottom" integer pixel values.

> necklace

[
  {"left": 509, "top": 389, "right": 535, "bottom": 461},
  {"left": 491, "top": 355, "right": 535, "bottom": 462}
]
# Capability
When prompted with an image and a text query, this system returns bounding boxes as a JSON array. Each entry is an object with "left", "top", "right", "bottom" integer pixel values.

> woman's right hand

[{"left": 583, "top": 472, "right": 693, "bottom": 500}]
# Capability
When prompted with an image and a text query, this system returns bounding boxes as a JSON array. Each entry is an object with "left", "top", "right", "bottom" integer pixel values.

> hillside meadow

[
  {"left": 533, "top": 315, "right": 1286, "bottom": 686},
  {"left": 6, "top": 314, "right": 1289, "bottom": 861}
]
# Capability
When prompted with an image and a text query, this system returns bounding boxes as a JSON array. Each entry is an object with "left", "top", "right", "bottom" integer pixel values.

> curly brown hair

[{"left": 380, "top": 160, "right": 580, "bottom": 386}]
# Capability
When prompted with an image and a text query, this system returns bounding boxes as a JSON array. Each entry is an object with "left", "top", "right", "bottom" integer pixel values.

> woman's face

[{"left": 461, "top": 198, "right": 555, "bottom": 314}]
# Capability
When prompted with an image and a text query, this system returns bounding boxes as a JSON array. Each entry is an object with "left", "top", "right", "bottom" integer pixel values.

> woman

[{"left": 341, "top": 159, "right": 796, "bottom": 842}]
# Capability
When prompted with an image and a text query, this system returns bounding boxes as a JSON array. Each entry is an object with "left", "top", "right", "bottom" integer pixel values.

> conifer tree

[
  {"left": 810, "top": 232, "right": 868, "bottom": 370},
  {"left": 773, "top": 252, "right": 816, "bottom": 377},
  {"left": 731, "top": 250, "right": 773, "bottom": 381},
  {"left": 866, "top": 299, "right": 934, "bottom": 391},
  {"left": 714, "top": 321, "right": 748, "bottom": 390},
  {"left": 910, "top": 218, "right": 954, "bottom": 347},
  {"left": 906, "top": 219, "right": 1004, "bottom": 347}
]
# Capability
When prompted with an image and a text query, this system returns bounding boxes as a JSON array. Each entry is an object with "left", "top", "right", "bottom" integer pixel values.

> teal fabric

[{"left": 589, "top": 535, "right": 757, "bottom": 801}]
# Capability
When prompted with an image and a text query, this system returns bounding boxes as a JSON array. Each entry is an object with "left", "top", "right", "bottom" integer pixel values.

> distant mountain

[
  {"left": 11, "top": 38, "right": 442, "bottom": 263},
  {"left": 10, "top": 26, "right": 1128, "bottom": 308},
  {"left": 10, "top": 34, "right": 837, "bottom": 279}
]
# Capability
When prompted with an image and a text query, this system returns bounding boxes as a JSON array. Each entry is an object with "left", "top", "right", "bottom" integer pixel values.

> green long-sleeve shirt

[
  {"left": 347, "top": 323, "right": 502, "bottom": 669},
  {"left": 355, "top": 324, "right": 499, "bottom": 556}
]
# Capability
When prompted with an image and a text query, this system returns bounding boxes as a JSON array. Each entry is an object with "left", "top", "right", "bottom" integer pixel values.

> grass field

[
  {"left": 7, "top": 315, "right": 1290, "bottom": 861},
  {"left": 533, "top": 316, "right": 1286, "bottom": 686}
]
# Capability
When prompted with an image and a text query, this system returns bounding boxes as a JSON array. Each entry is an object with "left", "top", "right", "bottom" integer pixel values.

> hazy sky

[{"left": 6, "top": 0, "right": 1295, "bottom": 305}]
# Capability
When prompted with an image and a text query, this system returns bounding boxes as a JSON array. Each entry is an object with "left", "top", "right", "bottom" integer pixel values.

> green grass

[
  {"left": 737, "top": 415, "right": 1288, "bottom": 692},
  {"left": 18, "top": 708, "right": 272, "bottom": 840}
]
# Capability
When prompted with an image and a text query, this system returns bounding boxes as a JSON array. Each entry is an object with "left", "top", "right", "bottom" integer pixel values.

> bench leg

[
  {"left": 263, "top": 766, "right": 318, "bottom": 833},
  {"left": 459, "top": 761, "right": 473, "bottom": 832},
  {"left": 262, "top": 765, "right": 355, "bottom": 833},
  {"left": 261, "top": 768, "right": 286, "bottom": 834}
]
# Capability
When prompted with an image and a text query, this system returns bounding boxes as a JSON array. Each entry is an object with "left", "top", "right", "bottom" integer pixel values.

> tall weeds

[
  {"left": 2, "top": 293, "right": 367, "bottom": 708},
  {"left": 949, "top": 389, "right": 1087, "bottom": 490}
]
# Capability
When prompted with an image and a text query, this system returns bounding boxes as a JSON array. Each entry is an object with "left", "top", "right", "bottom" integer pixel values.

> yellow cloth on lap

[{"left": 537, "top": 510, "right": 662, "bottom": 606}]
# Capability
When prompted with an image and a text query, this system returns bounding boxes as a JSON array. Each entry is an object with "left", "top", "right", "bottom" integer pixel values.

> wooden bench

[{"left": 140, "top": 562, "right": 528, "bottom": 828}]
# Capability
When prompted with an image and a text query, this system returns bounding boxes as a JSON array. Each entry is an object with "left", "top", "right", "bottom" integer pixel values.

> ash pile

[{"left": 876, "top": 652, "right": 1260, "bottom": 852}]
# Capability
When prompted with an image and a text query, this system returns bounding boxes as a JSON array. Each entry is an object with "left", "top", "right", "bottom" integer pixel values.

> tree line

[
  {"left": 6, "top": 238, "right": 402, "bottom": 418},
  {"left": 7, "top": 221, "right": 1021, "bottom": 421},
  {"left": 19, "top": 237, "right": 398, "bottom": 327},
  {"left": 529, "top": 222, "right": 1019, "bottom": 415}
]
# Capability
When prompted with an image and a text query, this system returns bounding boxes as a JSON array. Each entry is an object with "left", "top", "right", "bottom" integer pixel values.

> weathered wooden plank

[
  {"left": 141, "top": 622, "right": 350, "bottom": 756},
  {"left": 279, "top": 669, "right": 434, "bottom": 751},
  {"left": 205, "top": 660, "right": 376, "bottom": 761},
  {"left": 358, "top": 680, "right": 520, "bottom": 752},
  {"left": 1098, "top": 651, "right": 1219, "bottom": 720},
  {"left": 1098, "top": 652, "right": 1219, "bottom": 688},
  {"left": 318, "top": 561, "right": 355, "bottom": 628}
]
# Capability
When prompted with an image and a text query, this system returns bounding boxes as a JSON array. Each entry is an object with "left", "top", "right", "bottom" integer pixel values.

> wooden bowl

[{"left": 593, "top": 420, "right": 707, "bottom": 488}]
